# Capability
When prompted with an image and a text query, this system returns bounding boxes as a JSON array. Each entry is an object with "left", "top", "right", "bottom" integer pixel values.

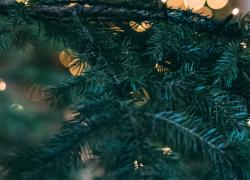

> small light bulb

[
  {"left": 232, "top": 8, "right": 239, "bottom": 16},
  {"left": 161, "top": 0, "right": 167, "bottom": 3}
]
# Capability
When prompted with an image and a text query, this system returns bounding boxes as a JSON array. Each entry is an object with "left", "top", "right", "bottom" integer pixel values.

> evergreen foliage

[{"left": 1, "top": 0, "right": 250, "bottom": 179}]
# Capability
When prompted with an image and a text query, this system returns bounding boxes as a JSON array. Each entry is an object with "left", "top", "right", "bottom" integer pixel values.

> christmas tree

[{"left": 1, "top": 0, "right": 250, "bottom": 179}]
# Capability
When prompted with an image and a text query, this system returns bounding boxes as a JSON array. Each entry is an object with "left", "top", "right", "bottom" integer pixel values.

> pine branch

[{"left": 0, "top": 1, "right": 243, "bottom": 38}]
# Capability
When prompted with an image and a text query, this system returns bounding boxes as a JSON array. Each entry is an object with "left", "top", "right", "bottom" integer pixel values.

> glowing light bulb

[
  {"left": 0, "top": 79, "right": 6, "bottom": 91},
  {"left": 193, "top": 6, "right": 213, "bottom": 18},
  {"left": 161, "top": 0, "right": 167, "bottom": 3},
  {"left": 184, "top": 0, "right": 206, "bottom": 10},
  {"left": 166, "top": 0, "right": 184, "bottom": 9},
  {"left": 232, "top": 8, "right": 240, "bottom": 16},
  {"left": 207, "top": 0, "right": 228, "bottom": 10}
]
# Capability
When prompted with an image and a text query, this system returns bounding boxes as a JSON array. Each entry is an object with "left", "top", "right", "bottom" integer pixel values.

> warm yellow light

[
  {"left": 68, "top": 3, "right": 77, "bottom": 7},
  {"left": 155, "top": 63, "right": 168, "bottom": 73},
  {"left": 129, "top": 21, "right": 151, "bottom": 33},
  {"left": 69, "top": 59, "right": 90, "bottom": 76},
  {"left": 184, "top": 0, "right": 206, "bottom": 10},
  {"left": 166, "top": 0, "right": 183, "bottom": 9},
  {"left": 59, "top": 49, "right": 74, "bottom": 68},
  {"left": 193, "top": 6, "right": 213, "bottom": 18},
  {"left": 232, "top": 8, "right": 240, "bottom": 16},
  {"left": 207, "top": 0, "right": 228, "bottom": 10},
  {"left": 162, "top": 146, "right": 172, "bottom": 155},
  {"left": 16, "top": 0, "right": 29, "bottom": 6},
  {"left": 0, "top": 79, "right": 6, "bottom": 91}
]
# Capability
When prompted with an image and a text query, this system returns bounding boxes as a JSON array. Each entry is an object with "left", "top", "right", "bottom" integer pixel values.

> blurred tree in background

[{"left": 1, "top": 0, "right": 250, "bottom": 180}]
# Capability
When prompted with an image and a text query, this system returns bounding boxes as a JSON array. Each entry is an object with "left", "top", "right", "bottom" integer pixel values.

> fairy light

[
  {"left": 232, "top": 8, "right": 240, "bottom": 16},
  {"left": 0, "top": 79, "right": 6, "bottom": 91},
  {"left": 162, "top": 146, "right": 172, "bottom": 155}
]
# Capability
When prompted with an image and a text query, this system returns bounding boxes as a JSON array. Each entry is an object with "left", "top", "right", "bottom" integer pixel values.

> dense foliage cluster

[{"left": 1, "top": 0, "right": 250, "bottom": 179}]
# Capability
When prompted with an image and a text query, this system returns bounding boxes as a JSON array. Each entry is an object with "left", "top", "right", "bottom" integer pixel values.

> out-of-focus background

[{"left": 0, "top": 0, "right": 250, "bottom": 179}]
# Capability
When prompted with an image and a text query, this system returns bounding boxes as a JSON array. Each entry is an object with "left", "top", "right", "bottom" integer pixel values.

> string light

[
  {"left": 0, "top": 79, "right": 6, "bottom": 91},
  {"left": 162, "top": 146, "right": 172, "bottom": 155},
  {"left": 183, "top": 0, "right": 206, "bottom": 11},
  {"left": 232, "top": 8, "right": 240, "bottom": 16},
  {"left": 207, "top": 0, "right": 228, "bottom": 10}
]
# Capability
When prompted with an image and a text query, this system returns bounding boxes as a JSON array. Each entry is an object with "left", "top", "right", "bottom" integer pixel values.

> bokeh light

[
  {"left": 184, "top": 0, "right": 206, "bottom": 10},
  {"left": 166, "top": 0, "right": 184, "bottom": 9},
  {"left": 0, "top": 79, "right": 6, "bottom": 91},
  {"left": 207, "top": 0, "right": 228, "bottom": 10},
  {"left": 129, "top": 21, "right": 151, "bottom": 33},
  {"left": 194, "top": 6, "right": 213, "bottom": 18}
]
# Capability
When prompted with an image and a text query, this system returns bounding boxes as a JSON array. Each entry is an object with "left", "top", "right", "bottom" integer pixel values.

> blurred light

[
  {"left": 155, "top": 63, "right": 168, "bottom": 73},
  {"left": 184, "top": 0, "right": 206, "bottom": 10},
  {"left": 248, "top": 118, "right": 250, "bottom": 126},
  {"left": 59, "top": 49, "right": 74, "bottom": 68},
  {"left": 69, "top": 59, "right": 90, "bottom": 76},
  {"left": 166, "top": 0, "right": 183, "bottom": 9},
  {"left": 16, "top": 0, "right": 29, "bottom": 6},
  {"left": 0, "top": 79, "right": 6, "bottom": 91},
  {"left": 161, "top": 0, "right": 167, "bottom": 3},
  {"left": 207, "top": 0, "right": 228, "bottom": 10},
  {"left": 193, "top": 6, "right": 213, "bottom": 18},
  {"left": 25, "top": 84, "right": 44, "bottom": 102},
  {"left": 129, "top": 21, "right": 152, "bottom": 33},
  {"left": 134, "top": 160, "right": 143, "bottom": 170},
  {"left": 64, "top": 109, "right": 80, "bottom": 121},
  {"left": 68, "top": 3, "right": 77, "bottom": 7},
  {"left": 240, "top": 42, "right": 247, "bottom": 49},
  {"left": 10, "top": 104, "right": 24, "bottom": 112},
  {"left": 232, "top": 8, "right": 240, "bottom": 16},
  {"left": 162, "top": 146, "right": 172, "bottom": 155}
]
